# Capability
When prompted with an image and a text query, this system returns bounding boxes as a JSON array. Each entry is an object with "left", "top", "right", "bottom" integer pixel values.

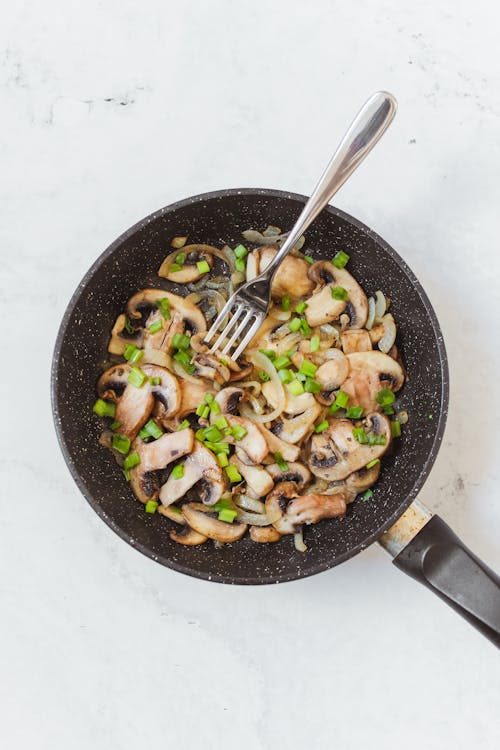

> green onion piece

[
  {"left": 211, "top": 441, "right": 230, "bottom": 454},
  {"left": 334, "top": 390, "right": 349, "bottom": 409},
  {"left": 152, "top": 376, "right": 161, "bottom": 386},
  {"left": 204, "top": 393, "right": 215, "bottom": 404},
  {"left": 144, "top": 419, "right": 163, "bottom": 439},
  {"left": 287, "top": 317, "right": 302, "bottom": 332},
  {"left": 300, "top": 319, "right": 311, "bottom": 336},
  {"left": 362, "top": 489, "right": 373, "bottom": 501},
  {"left": 123, "top": 451, "right": 140, "bottom": 470},
  {"left": 196, "top": 260, "right": 210, "bottom": 274},
  {"left": 169, "top": 263, "right": 183, "bottom": 272},
  {"left": 92, "top": 398, "right": 116, "bottom": 418},
  {"left": 218, "top": 508, "right": 238, "bottom": 523},
  {"left": 274, "top": 354, "right": 291, "bottom": 370},
  {"left": 367, "top": 433, "right": 387, "bottom": 446},
  {"left": 124, "top": 316, "right": 135, "bottom": 334},
  {"left": 278, "top": 368, "right": 294, "bottom": 384},
  {"left": 383, "top": 405, "right": 395, "bottom": 416},
  {"left": 233, "top": 244, "right": 248, "bottom": 259},
  {"left": 214, "top": 416, "right": 228, "bottom": 430},
  {"left": 195, "top": 403, "right": 206, "bottom": 417},
  {"left": 172, "top": 332, "right": 190, "bottom": 350},
  {"left": 314, "top": 420, "right": 329, "bottom": 433},
  {"left": 281, "top": 295, "right": 291, "bottom": 311},
  {"left": 219, "top": 359, "right": 228, "bottom": 367},
  {"left": 175, "top": 252, "right": 186, "bottom": 266},
  {"left": 235, "top": 257, "right": 246, "bottom": 273},
  {"left": 145, "top": 500, "right": 159, "bottom": 513},
  {"left": 203, "top": 425, "right": 223, "bottom": 443},
  {"left": 273, "top": 452, "right": 288, "bottom": 471},
  {"left": 177, "top": 419, "right": 190, "bottom": 430},
  {"left": 223, "top": 426, "right": 234, "bottom": 436},
  {"left": 232, "top": 424, "right": 248, "bottom": 441},
  {"left": 304, "top": 378, "right": 321, "bottom": 393},
  {"left": 366, "top": 458, "right": 380, "bottom": 469},
  {"left": 391, "top": 421, "right": 402, "bottom": 438},
  {"left": 287, "top": 380, "right": 305, "bottom": 396},
  {"left": 260, "top": 349, "right": 276, "bottom": 360},
  {"left": 156, "top": 297, "right": 171, "bottom": 320},
  {"left": 217, "top": 452, "right": 229, "bottom": 467},
  {"left": 124, "top": 343, "right": 141, "bottom": 362},
  {"left": 202, "top": 405, "right": 210, "bottom": 419},
  {"left": 285, "top": 349, "right": 296, "bottom": 358},
  {"left": 295, "top": 301, "right": 307, "bottom": 314},
  {"left": 110, "top": 420, "right": 122, "bottom": 431},
  {"left": 112, "top": 433, "right": 131, "bottom": 455},
  {"left": 332, "top": 250, "right": 350, "bottom": 269},
  {"left": 299, "top": 359, "right": 318, "bottom": 377},
  {"left": 123, "top": 468, "right": 131, "bottom": 481},
  {"left": 173, "top": 351, "right": 195, "bottom": 374},
  {"left": 310, "top": 335, "right": 320, "bottom": 353},
  {"left": 346, "top": 406, "right": 363, "bottom": 419},
  {"left": 195, "top": 428, "right": 205, "bottom": 442},
  {"left": 212, "top": 497, "right": 234, "bottom": 512},
  {"left": 295, "top": 372, "right": 306, "bottom": 382},
  {"left": 375, "top": 388, "right": 395, "bottom": 407},
  {"left": 304, "top": 255, "right": 314, "bottom": 264},
  {"left": 352, "top": 427, "right": 368, "bottom": 444},
  {"left": 259, "top": 369, "right": 271, "bottom": 382},
  {"left": 171, "top": 464, "right": 184, "bottom": 479},
  {"left": 225, "top": 465, "right": 242, "bottom": 483},
  {"left": 127, "top": 366, "right": 146, "bottom": 388},
  {"left": 209, "top": 400, "right": 221, "bottom": 415},
  {"left": 331, "top": 286, "right": 348, "bottom": 301},
  {"left": 138, "top": 427, "right": 151, "bottom": 440}
]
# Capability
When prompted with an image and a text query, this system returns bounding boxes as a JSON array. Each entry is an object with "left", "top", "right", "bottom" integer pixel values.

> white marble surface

[{"left": 1, "top": 1, "right": 499, "bottom": 748}]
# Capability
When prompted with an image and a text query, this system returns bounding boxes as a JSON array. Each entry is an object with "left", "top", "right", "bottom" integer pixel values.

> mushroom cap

[
  {"left": 226, "top": 416, "right": 269, "bottom": 464},
  {"left": 285, "top": 492, "right": 347, "bottom": 527},
  {"left": 308, "top": 412, "right": 392, "bottom": 481},
  {"left": 266, "top": 461, "right": 311, "bottom": 488},
  {"left": 340, "top": 329, "right": 372, "bottom": 354},
  {"left": 97, "top": 364, "right": 131, "bottom": 401},
  {"left": 129, "top": 428, "right": 194, "bottom": 503},
  {"left": 315, "top": 352, "right": 350, "bottom": 405},
  {"left": 230, "top": 455, "right": 274, "bottom": 497},
  {"left": 159, "top": 440, "right": 225, "bottom": 507},
  {"left": 108, "top": 313, "right": 144, "bottom": 355},
  {"left": 249, "top": 526, "right": 281, "bottom": 543},
  {"left": 158, "top": 245, "right": 215, "bottom": 284},
  {"left": 342, "top": 351, "right": 404, "bottom": 411},
  {"left": 214, "top": 387, "right": 245, "bottom": 415},
  {"left": 257, "top": 424, "right": 300, "bottom": 462},
  {"left": 182, "top": 503, "right": 248, "bottom": 543},
  {"left": 265, "top": 481, "right": 300, "bottom": 534},
  {"left": 270, "top": 401, "right": 322, "bottom": 444},
  {"left": 126, "top": 289, "right": 206, "bottom": 335},
  {"left": 305, "top": 261, "right": 368, "bottom": 328},
  {"left": 256, "top": 246, "right": 314, "bottom": 299},
  {"left": 142, "top": 365, "right": 181, "bottom": 419},
  {"left": 169, "top": 527, "right": 208, "bottom": 546}
]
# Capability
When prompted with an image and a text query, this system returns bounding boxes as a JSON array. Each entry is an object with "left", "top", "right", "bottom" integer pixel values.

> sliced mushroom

[
  {"left": 126, "top": 289, "right": 206, "bottom": 335},
  {"left": 270, "top": 401, "right": 322, "bottom": 444},
  {"left": 192, "top": 352, "right": 231, "bottom": 385},
  {"left": 214, "top": 387, "right": 245, "bottom": 415},
  {"left": 115, "top": 382, "right": 155, "bottom": 440},
  {"left": 108, "top": 313, "right": 144, "bottom": 355},
  {"left": 308, "top": 412, "right": 392, "bottom": 481},
  {"left": 264, "top": 481, "right": 299, "bottom": 534},
  {"left": 266, "top": 461, "right": 311, "bottom": 488},
  {"left": 169, "top": 527, "right": 208, "bottom": 546},
  {"left": 342, "top": 351, "right": 405, "bottom": 411},
  {"left": 97, "top": 364, "right": 131, "bottom": 401},
  {"left": 157, "top": 504, "right": 186, "bottom": 524},
  {"left": 249, "top": 526, "right": 281, "bottom": 543},
  {"left": 257, "top": 425, "right": 300, "bottom": 462},
  {"left": 344, "top": 461, "right": 381, "bottom": 500},
  {"left": 182, "top": 503, "right": 247, "bottom": 543},
  {"left": 179, "top": 380, "right": 216, "bottom": 418},
  {"left": 285, "top": 492, "right": 347, "bottom": 527},
  {"left": 142, "top": 365, "right": 181, "bottom": 420},
  {"left": 262, "top": 382, "right": 317, "bottom": 416},
  {"left": 226, "top": 416, "right": 269, "bottom": 464},
  {"left": 314, "top": 351, "right": 350, "bottom": 405},
  {"left": 159, "top": 440, "right": 225, "bottom": 507},
  {"left": 158, "top": 245, "right": 215, "bottom": 283},
  {"left": 305, "top": 262, "right": 368, "bottom": 328},
  {"left": 254, "top": 246, "right": 314, "bottom": 298},
  {"left": 230, "top": 455, "right": 274, "bottom": 496},
  {"left": 129, "top": 428, "right": 194, "bottom": 503},
  {"left": 340, "top": 329, "right": 372, "bottom": 354}
]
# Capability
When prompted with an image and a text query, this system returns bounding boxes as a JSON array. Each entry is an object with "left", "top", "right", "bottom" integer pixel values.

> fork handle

[{"left": 262, "top": 91, "right": 398, "bottom": 279}]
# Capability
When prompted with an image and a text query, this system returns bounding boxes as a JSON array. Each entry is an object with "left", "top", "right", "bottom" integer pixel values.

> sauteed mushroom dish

[{"left": 93, "top": 228, "right": 407, "bottom": 552}]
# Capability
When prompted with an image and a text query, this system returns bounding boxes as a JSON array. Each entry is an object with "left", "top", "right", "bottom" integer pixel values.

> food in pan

[{"left": 93, "top": 227, "right": 407, "bottom": 551}]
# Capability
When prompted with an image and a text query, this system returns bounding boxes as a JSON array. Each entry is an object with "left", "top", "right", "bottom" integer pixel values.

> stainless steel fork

[{"left": 204, "top": 91, "right": 398, "bottom": 360}]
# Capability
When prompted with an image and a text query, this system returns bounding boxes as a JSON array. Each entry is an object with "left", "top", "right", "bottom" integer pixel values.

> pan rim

[{"left": 51, "top": 187, "right": 449, "bottom": 585}]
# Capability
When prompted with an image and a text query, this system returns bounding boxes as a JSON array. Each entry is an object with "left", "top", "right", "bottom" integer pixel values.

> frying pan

[{"left": 51, "top": 188, "right": 500, "bottom": 646}]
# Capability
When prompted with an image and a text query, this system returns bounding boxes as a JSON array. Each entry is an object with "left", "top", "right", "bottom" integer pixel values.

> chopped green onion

[
  {"left": 274, "top": 354, "right": 292, "bottom": 370},
  {"left": 391, "top": 421, "right": 402, "bottom": 438},
  {"left": 217, "top": 452, "right": 229, "bottom": 467},
  {"left": 285, "top": 349, "right": 296, "bottom": 358},
  {"left": 310, "top": 335, "right": 320, "bottom": 353},
  {"left": 92, "top": 398, "right": 116, "bottom": 418},
  {"left": 383, "top": 405, "right": 395, "bottom": 416},
  {"left": 223, "top": 427, "right": 234, "bottom": 436},
  {"left": 233, "top": 244, "right": 248, "bottom": 259},
  {"left": 138, "top": 427, "right": 151, "bottom": 440},
  {"left": 295, "top": 301, "right": 307, "bottom": 314},
  {"left": 123, "top": 451, "right": 140, "bottom": 470},
  {"left": 152, "top": 376, "right": 161, "bottom": 386},
  {"left": 110, "top": 420, "right": 122, "bottom": 431},
  {"left": 218, "top": 508, "right": 238, "bottom": 523},
  {"left": 210, "top": 441, "right": 230, "bottom": 454},
  {"left": 304, "top": 378, "right": 321, "bottom": 393},
  {"left": 212, "top": 497, "right": 234, "bottom": 512},
  {"left": 232, "top": 424, "right": 248, "bottom": 441},
  {"left": 209, "top": 400, "right": 221, "bottom": 415},
  {"left": 346, "top": 406, "right": 363, "bottom": 419},
  {"left": 204, "top": 393, "right": 215, "bottom": 404},
  {"left": 173, "top": 351, "right": 195, "bottom": 374},
  {"left": 172, "top": 332, "right": 191, "bottom": 350},
  {"left": 156, "top": 297, "right": 171, "bottom": 320},
  {"left": 127, "top": 366, "right": 147, "bottom": 388},
  {"left": 352, "top": 427, "right": 368, "bottom": 444},
  {"left": 235, "top": 257, "right": 246, "bottom": 273},
  {"left": 334, "top": 390, "right": 349, "bottom": 409},
  {"left": 281, "top": 295, "right": 291, "bottom": 311},
  {"left": 124, "top": 343, "right": 143, "bottom": 363},
  {"left": 331, "top": 286, "right": 348, "bottom": 301},
  {"left": 273, "top": 452, "right": 289, "bottom": 471},
  {"left": 112, "top": 433, "right": 131, "bottom": 455},
  {"left": 124, "top": 316, "right": 135, "bottom": 334},
  {"left": 332, "top": 250, "right": 350, "bottom": 269},
  {"left": 219, "top": 359, "right": 228, "bottom": 367},
  {"left": 375, "top": 388, "right": 395, "bottom": 407},
  {"left": 287, "top": 317, "right": 302, "bottom": 332},
  {"left": 304, "top": 255, "right": 314, "bottom": 264},
  {"left": 175, "top": 252, "right": 186, "bottom": 266},
  {"left": 260, "top": 349, "right": 276, "bottom": 360},
  {"left": 367, "top": 433, "right": 387, "bottom": 446},
  {"left": 214, "top": 416, "right": 228, "bottom": 430},
  {"left": 287, "top": 380, "right": 305, "bottom": 396},
  {"left": 362, "top": 489, "right": 373, "bottom": 501},
  {"left": 143, "top": 419, "right": 163, "bottom": 439},
  {"left": 300, "top": 319, "right": 311, "bottom": 336},
  {"left": 225, "top": 465, "right": 242, "bottom": 483},
  {"left": 177, "top": 419, "right": 190, "bottom": 430},
  {"left": 203, "top": 425, "right": 223, "bottom": 443},
  {"left": 314, "top": 420, "right": 329, "bottom": 433},
  {"left": 278, "top": 368, "right": 294, "bottom": 384},
  {"left": 195, "top": 428, "right": 205, "bottom": 442},
  {"left": 169, "top": 263, "right": 183, "bottom": 272},
  {"left": 258, "top": 369, "right": 271, "bottom": 382},
  {"left": 299, "top": 359, "right": 318, "bottom": 377},
  {"left": 195, "top": 403, "right": 210, "bottom": 419},
  {"left": 366, "top": 458, "right": 380, "bottom": 469},
  {"left": 122, "top": 467, "right": 131, "bottom": 481},
  {"left": 196, "top": 260, "right": 210, "bottom": 274},
  {"left": 145, "top": 500, "right": 159, "bottom": 513},
  {"left": 171, "top": 464, "right": 184, "bottom": 479}
]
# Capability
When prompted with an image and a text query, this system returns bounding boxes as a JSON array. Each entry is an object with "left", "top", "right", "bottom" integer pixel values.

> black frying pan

[{"left": 51, "top": 189, "right": 500, "bottom": 646}]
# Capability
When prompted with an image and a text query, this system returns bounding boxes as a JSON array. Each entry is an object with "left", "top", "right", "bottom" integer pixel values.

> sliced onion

[
  {"left": 240, "top": 350, "right": 285, "bottom": 423},
  {"left": 374, "top": 290, "right": 387, "bottom": 320},
  {"left": 219, "top": 245, "right": 236, "bottom": 271},
  {"left": 142, "top": 348, "right": 172, "bottom": 368},
  {"left": 231, "top": 271, "right": 246, "bottom": 287},
  {"left": 294, "top": 529, "right": 307, "bottom": 552},
  {"left": 236, "top": 508, "right": 282, "bottom": 526},
  {"left": 248, "top": 394, "right": 264, "bottom": 414},
  {"left": 274, "top": 332, "right": 301, "bottom": 355},
  {"left": 172, "top": 360, "right": 205, "bottom": 385},
  {"left": 235, "top": 495, "right": 266, "bottom": 514},
  {"left": 320, "top": 324, "right": 340, "bottom": 348},
  {"left": 238, "top": 380, "right": 262, "bottom": 396},
  {"left": 366, "top": 296, "right": 376, "bottom": 330},
  {"left": 263, "top": 225, "right": 282, "bottom": 237},
  {"left": 378, "top": 313, "right": 396, "bottom": 353},
  {"left": 270, "top": 323, "right": 293, "bottom": 340},
  {"left": 271, "top": 308, "right": 292, "bottom": 322}
]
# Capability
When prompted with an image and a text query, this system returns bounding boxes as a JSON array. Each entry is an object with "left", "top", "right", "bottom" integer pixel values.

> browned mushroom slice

[
  {"left": 265, "top": 481, "right": 299, "bottom": 534},
  {"left": 158, "top": 244, "right": 215, "bottom": 283},
  {"left": 178, "top": 380, "right": 216, "bottom": 418},
  {"left": 314, "top": 352, "right": 350, "bottom": 405},
  {"left": 229, "top": 455, "right": 274, "bottom": 496},
  {"left": 129, "top": 428, "right": 194, "bottom": 503},
  {"left": 169, "top": 527, "right": 208, "bottom": 546},
  {"left": 214, "top": 387, "right": 245, "bottom": 415},
  {"left": 192, "top": 352, "right": 231, "bottom": 384},
  {"left": 340, "top": 329, "right": 372, "bottom": 354},
  {"left": 270, "top": 402, "right": 321, "bottom": 444},
  {"left": 108, "top": 313, "right": 144, "bottom": 355},
  {"left": 262, "top": 383, "right": 317, "bottom": 416},
  {"left": 256, "top": 425, "right": 300, "bottom": 462},
  {"left": 115, "top": 382, "right": 155, "bottom": 440},
  {"left": 305, "top": 261, "right": 368, "bottom": 328},
  {"left": 182, "top": 503, "right": 247, "bottom": 543},
  {"left": 97, "top": 364, "right": 131, "bottom": 401},
  {"left": 343, "top": 461, "right": 381, "bottom": 501},
  {"left": 308, "top": 412, "right": 392, "bottom": 481},
  {"left": 285, "top": 492, "right": 347, "bottom": 527},
  {"left": 126, "top": 289, "right": 207, "bottom": 335},
  {"left": 141, "top": 365, "right": 181, "bottom": 420},
  {"left": 251, "top": 246, "right": 314, "bottom": 299},
  {"left": 159, "top": 440, "right": 225, "bottom": 507},
  {"left": 249, "top": 526, "right": 281, "bottom": 543},
  {"left": 341, "top": 351, "right": 404, "bottom": 411},
  {"left": 226, "top": 416, "right": 269, "bottom": 464},
  {"left": 266, "top": 461, "right": 311, "bottom": 488}
]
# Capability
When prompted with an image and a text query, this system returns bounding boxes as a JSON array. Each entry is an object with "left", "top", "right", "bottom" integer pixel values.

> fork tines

[{"left": 204, "top": 300, "right": 263, "bottom": 361}]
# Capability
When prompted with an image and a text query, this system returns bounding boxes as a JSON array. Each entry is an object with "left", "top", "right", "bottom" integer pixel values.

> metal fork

[{"left": 204, "top": 91, "right": 397, "bottom": 360}]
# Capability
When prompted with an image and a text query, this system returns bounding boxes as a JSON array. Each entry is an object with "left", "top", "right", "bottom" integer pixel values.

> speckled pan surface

[{"left": 51, "top": 189, "right": 449, "bottom": 585}]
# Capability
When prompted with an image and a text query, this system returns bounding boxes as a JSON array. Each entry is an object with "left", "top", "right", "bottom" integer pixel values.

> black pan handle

[{"left": 392, "top": 515, "right": 500, "bottom": 647}]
